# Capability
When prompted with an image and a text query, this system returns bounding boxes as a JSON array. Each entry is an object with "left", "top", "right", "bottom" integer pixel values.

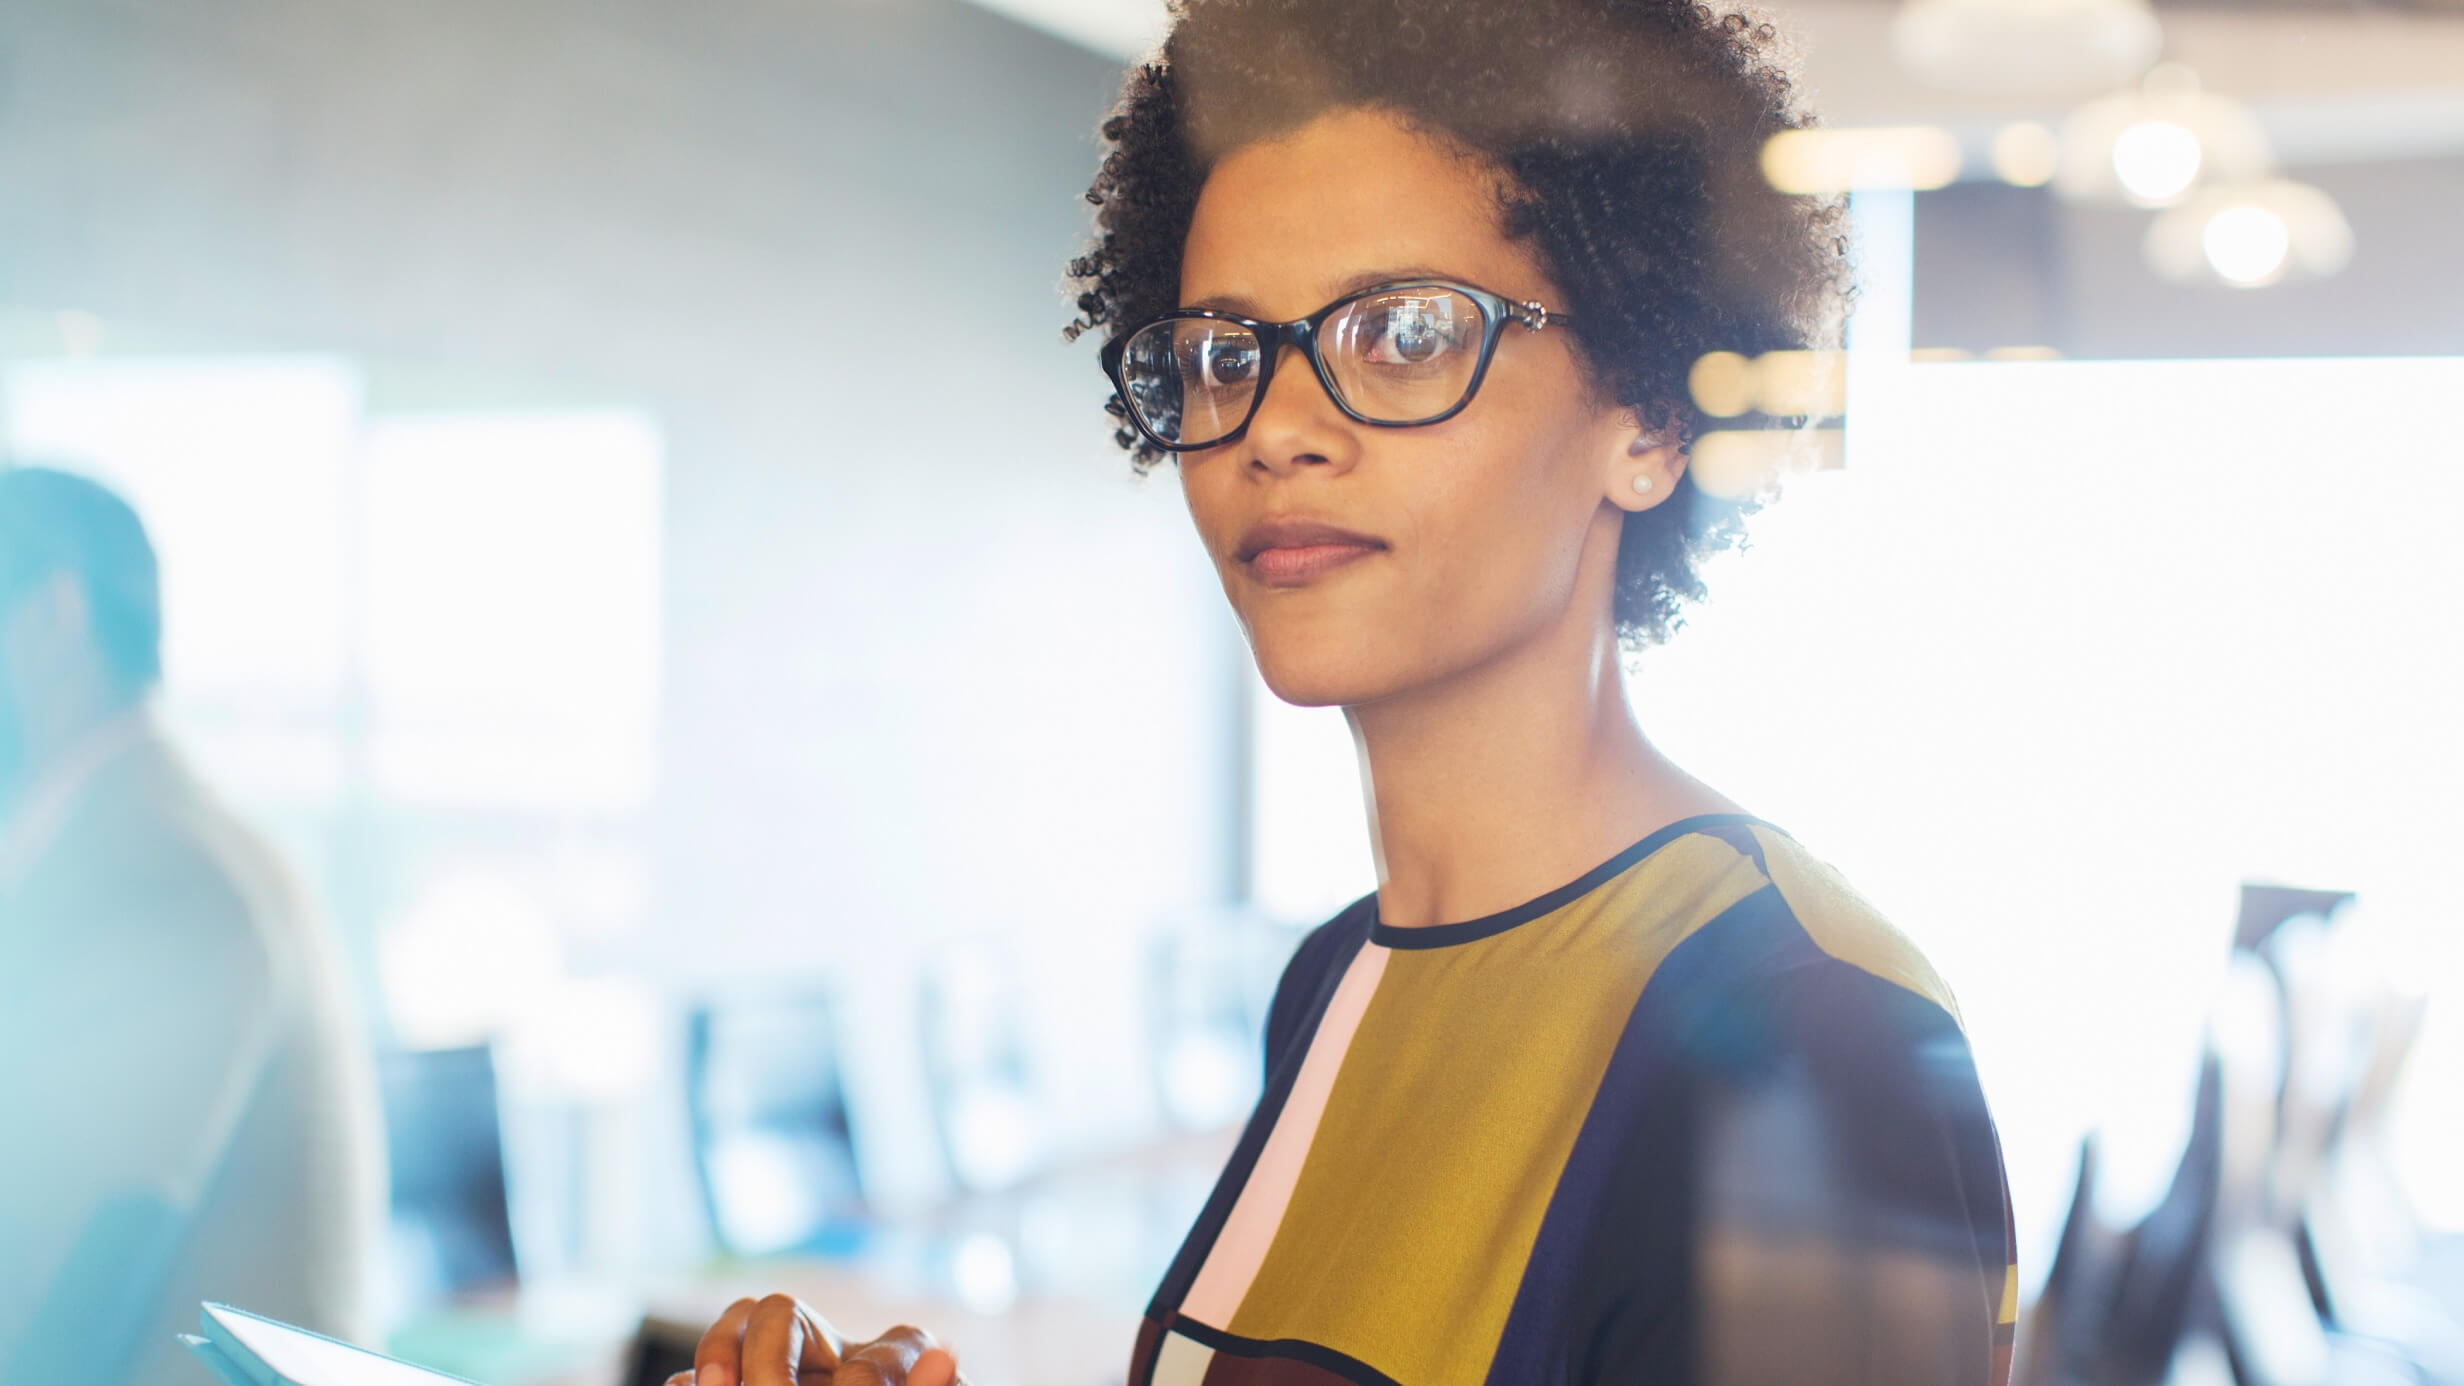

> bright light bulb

[
  {"left": 2111, "top": 119, "right": 2202, "bottom": 205},
  {"left": 2202, "top": 204, "right": 2292, "bottom": 287},
  {"left": 2143, "top": 180, "right": 2352, "bottom": 288}
]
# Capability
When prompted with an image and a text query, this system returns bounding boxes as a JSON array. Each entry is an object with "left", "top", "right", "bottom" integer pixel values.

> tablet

[{"left": 186, "top": 1304, "right": 488, "bottom": 1386}]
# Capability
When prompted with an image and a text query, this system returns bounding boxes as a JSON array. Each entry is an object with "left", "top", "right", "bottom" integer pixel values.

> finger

[
  {"left": 666, "top": 1374, "right": 696, "bottom": 1386},
  {"left": 835, "top": 1325, "right": 940, "bottom": 1386},
  {"left": 694, "top": 1298, "right": 761, "bottom": 1386},
  {"left": 794, "top": 1301, "right": 851, "bottom": 1374},
  {"left": 909, "top": 1346, "right": 958, "bottom": 1386},
  {"left": 740, "top": 1295, "right": 848, "bottom": 1386}
]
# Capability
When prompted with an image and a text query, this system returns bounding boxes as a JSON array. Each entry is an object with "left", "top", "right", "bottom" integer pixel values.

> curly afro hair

[{"left": 1065, "top": 0, "right": 1853, "bottom": 647}]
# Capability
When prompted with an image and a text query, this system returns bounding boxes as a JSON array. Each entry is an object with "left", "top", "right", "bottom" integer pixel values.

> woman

[{"left": 686, "top": 0, "right": 2016, "bottom": 1382}]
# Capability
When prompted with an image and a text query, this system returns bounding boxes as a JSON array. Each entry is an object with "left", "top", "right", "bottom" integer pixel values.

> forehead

[{"left": 1178, "top": 108, "right": 1541, "bottom": 318}]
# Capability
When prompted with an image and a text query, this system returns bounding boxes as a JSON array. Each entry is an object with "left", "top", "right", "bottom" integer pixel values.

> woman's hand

[{"left": 667, "top": 1295, "right": 961, "bottom": 1386}]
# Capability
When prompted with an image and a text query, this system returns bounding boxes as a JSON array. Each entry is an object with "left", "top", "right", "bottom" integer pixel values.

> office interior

[{"left": 1, "top": 0, "right": 2460, "bottom": 1382}]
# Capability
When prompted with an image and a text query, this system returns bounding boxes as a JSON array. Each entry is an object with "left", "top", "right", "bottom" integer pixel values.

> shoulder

[
  {"left": 1653, "top": 829, "right": 2019, "bottom": 1363},
  {"left": 1629, "top": 821, "right": 1998, "bottom": 1186},
  {"left": 10, "top": 738, "right": 293, "bottom": 988},
  {"left": 1696, "top": 819, "right": 1965, "bottom": 1031},
  {"left": 1670, "top": 824, "right": 2012, "bottom": 1240},
  {"left": 1500, "top": 823, "right": 2018, "bottom": 1385}
]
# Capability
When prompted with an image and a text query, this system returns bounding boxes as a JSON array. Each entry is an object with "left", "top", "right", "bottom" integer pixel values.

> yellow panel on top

[
  {"left": 1225, "top": 834, "right": 1766, "bottom": 1386},
  {"left": 1748, "top": 824, "right": 1965, "bottom": 1028}
]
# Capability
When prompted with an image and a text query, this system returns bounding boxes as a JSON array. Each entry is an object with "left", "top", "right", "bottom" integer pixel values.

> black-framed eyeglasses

[{"left": 1100, "top": 279, "right": 1576, "bottom": 453}]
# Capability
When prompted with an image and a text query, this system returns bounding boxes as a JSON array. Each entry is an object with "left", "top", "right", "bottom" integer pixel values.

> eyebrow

[{"left": 1182, "top": 265, "right": 1468, "bottom": 317}]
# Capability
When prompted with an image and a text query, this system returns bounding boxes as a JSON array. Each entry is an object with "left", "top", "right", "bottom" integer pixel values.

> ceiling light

[
  {"left": 1992, "top": 122, "right": 2063, "bottom": 187},
  {"left": 1752, "top": 350, "right": 1850, "bottom": 418},
  {"left": 2202, "top": 206, "right": 2292, "bottom": 286},
  {"left": 2058, "top": 64, "right": 2272, "bottom": 208},
  {"left": 2111, "top": 119, "right": 2203, "bottom": 205},
  {"left": 1690, "top": 428, "right": 1847, "bottom": 499},
  {"left": 1760, "top": 126, "right": 1963, "bottom": 195},
  {"left": 2143, "top": 180, "right": 2354, "bottom": 289},
  {"left": 1689, "top": 352, "right": 1758, "bottom": 418}
]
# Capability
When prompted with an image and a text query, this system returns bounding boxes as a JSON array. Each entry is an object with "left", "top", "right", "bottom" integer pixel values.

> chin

[{"left": 1245, "top": 623, "right": 1421, "bottom": 709}]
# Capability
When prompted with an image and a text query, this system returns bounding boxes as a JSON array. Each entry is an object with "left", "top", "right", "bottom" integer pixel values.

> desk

[
  {"left": 628, "top": 1270, "right": 1139, "bottom": 1386},
  {"left": 525, "top": 1126, "right": 1239, "bottom": 1386}
]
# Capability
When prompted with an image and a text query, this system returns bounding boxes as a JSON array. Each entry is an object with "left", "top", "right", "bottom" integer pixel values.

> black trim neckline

[{"left": 1367, "top": 812, "right": 1785, "bottom": 951}]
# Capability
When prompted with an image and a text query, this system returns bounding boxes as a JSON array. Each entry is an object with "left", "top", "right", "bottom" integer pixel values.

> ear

[
  {"left": 20, "top": 572, "right": 93, "bottom": 659},
  {"left": 1603, "top": 410, "right": 1687, "bottom": 515}
]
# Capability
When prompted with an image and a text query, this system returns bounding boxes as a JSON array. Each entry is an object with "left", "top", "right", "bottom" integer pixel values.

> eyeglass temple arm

[{"left": 1509, "top": 301, "right": 1573, "bottom": 332}]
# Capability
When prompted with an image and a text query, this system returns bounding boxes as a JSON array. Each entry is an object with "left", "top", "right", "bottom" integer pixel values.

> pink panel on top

[{"left": 1180, "top": 943, "right": 1392, "bottom": 1326}]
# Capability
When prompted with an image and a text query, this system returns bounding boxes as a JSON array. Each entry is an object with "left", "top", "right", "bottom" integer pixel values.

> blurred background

[{"left": 0, "top": 0, "right": 2457, "bottom": 1382}]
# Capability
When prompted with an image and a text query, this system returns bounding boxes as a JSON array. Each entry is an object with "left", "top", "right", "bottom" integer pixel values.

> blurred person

[
  {"left": 0, "top": 466, "right": 384, "bottom": 1386},
  {"left": 689, "top": 0, "right": 2016, "bottom": 1382}
]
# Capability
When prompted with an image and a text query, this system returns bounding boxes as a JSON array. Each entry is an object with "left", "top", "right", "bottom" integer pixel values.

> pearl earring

[{"left": 1630, "top": 473, "right": 1656, "bottom": 495}]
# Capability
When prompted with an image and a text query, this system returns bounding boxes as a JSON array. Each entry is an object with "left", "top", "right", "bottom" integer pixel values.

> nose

[{"left": 1238, "top": 342, "right": 1355, "bottom": 477}]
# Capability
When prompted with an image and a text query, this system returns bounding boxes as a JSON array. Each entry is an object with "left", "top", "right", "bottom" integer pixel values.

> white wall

[{"left": 0, "top": 0, "right": 1246, "bottom": 1216}]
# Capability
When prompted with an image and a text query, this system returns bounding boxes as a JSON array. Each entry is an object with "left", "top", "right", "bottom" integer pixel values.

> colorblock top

[{"left": 1131, "top": 814, "right": 2018, "bottom": 1386}]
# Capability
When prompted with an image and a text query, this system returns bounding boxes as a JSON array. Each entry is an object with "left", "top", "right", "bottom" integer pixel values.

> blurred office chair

[
  {"left": 2300, "top": 987, "right": 2464, "bottom": 1382},
  {"left": 2209, "top": 948, "right": 2349, "bottom": 1386},
  {"left": 2214, "top": 895, "right": 2451, "bottom": 1386},
  {"left": 685, "top": 994, "right": 867, "bottom": 1259},
  {"left": 2022, "top": 883, "right": 2456, "bottom": 1386},
  {"left": 918, "top": 943, "right": 1043, "bottom": 1196},
  {"left": 2013, "top": 955, "right": 2232, "bottom": 1386},
  {"left": 2014, "top": 1136, "right": 2107, "bottom": 1386},
  {"left": 1147, "top": 913, "right": 1286, "bottom": 1132},
  {"left": 617, "top": 1313, "right": 706, "bottom": 1386},
  {"left": 2233, "top": 885, "right": 2358, "bottom": 957},
  {"left": 2310, "top": 990, "right": 2431, "bottom": 1299},
  {"left": 377, "top": 1045, "right": 519, "bottom": 1306},
  {"left": 2119, "top": 1051, "right": 2228, "bottom": 1386}
]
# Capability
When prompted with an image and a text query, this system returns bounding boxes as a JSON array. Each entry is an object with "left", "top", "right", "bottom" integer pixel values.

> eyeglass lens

[{"left": 1119, "top": 287, "right": 1490, "bottom": 448}]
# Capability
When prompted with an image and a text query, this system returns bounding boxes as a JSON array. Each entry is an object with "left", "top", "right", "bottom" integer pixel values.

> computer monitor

[
  {"left": 686, "top": 995, "right": 866, "bottom": 1257},
  {"left": 376, "top": 1046, "right": 519, "bottom": 1303}
]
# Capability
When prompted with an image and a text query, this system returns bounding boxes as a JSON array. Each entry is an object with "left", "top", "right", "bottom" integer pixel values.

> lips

[{"left": 1234, "top": 517, "right": 1389, "bottom": 588}]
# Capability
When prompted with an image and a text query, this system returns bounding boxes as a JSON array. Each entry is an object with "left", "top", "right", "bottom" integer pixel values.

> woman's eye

[
  {"left": 1205, "top": 344, "right": 1257, "bottom": 386},
  {"left": 1185, "top": 336, "right": 1258, "bottom": 389},
  {"left": 1364, "top": 302, "right": 1461, "bottom": 366}
]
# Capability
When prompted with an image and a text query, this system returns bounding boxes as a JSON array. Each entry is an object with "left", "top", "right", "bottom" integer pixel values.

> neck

[{"left": 1346, "top": 600, "right": 1736, "bottom": 929}]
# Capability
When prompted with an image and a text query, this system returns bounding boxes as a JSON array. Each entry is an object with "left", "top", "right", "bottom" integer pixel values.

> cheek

[
  {"left": 1413, "top": 421, "right": 1598, "bottom": 616},
  {"left": 1177, "top": 458, "right": 1233, "bottom": 542}
]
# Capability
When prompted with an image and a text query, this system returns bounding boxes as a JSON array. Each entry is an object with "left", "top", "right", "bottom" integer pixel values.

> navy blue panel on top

[
  {"left": 1482, "top": 882, "right": 1815, "bottom": 1386},
  {"left": 1482, "top": 876, "right": 2014, "bottom": 1386}
]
